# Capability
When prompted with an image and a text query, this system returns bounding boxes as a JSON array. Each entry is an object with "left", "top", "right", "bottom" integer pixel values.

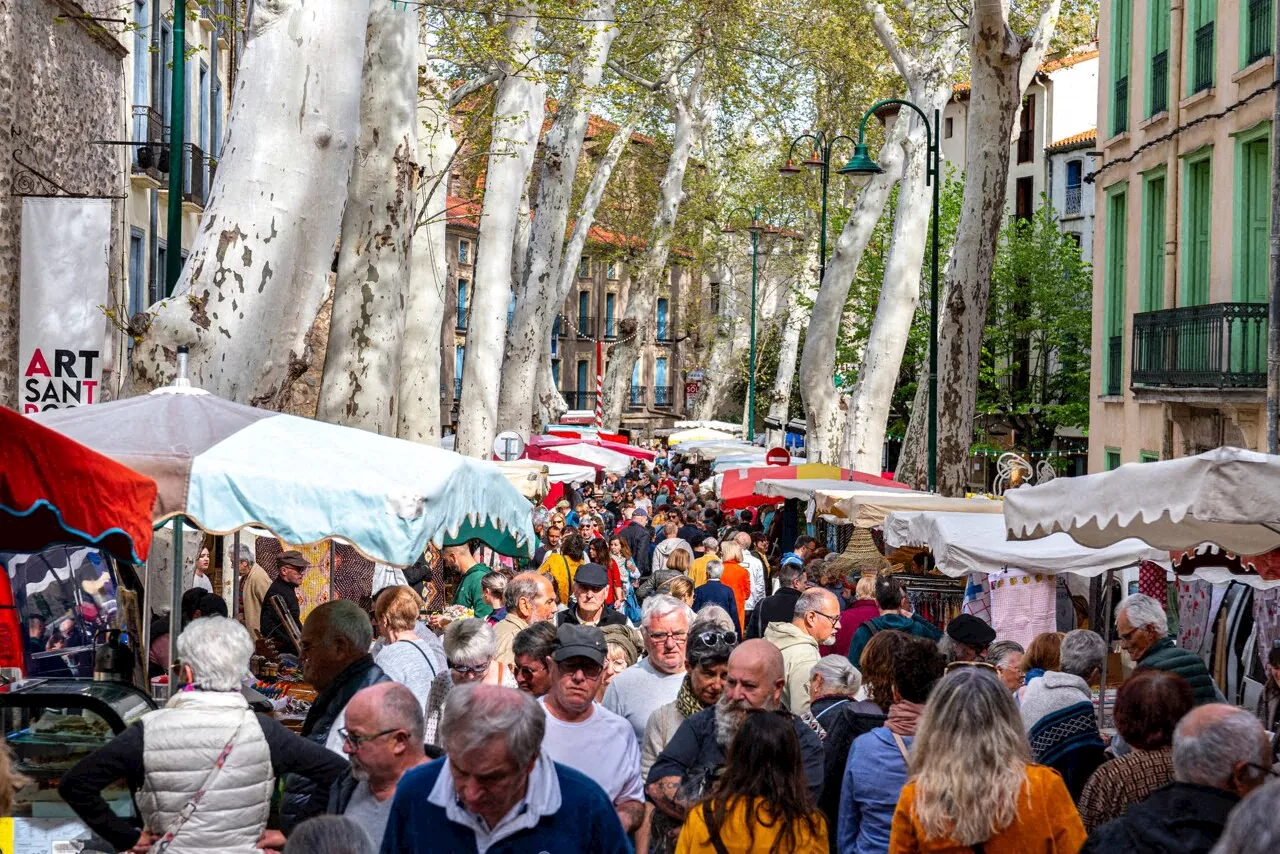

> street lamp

[
  {"left": 779, "top": 131, "right": 864, "bottom": 287},
  {"left": 838, "top": 99, "right": 942, "bottom": 493},
  {"left": 723, "top": 206, "right": 773, "bottom": 441}
]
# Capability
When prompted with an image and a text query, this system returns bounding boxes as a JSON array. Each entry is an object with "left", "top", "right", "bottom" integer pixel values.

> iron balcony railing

[
  {"left": 1064, "top": 184, "right": 1082, "bottom": 216},
  {"left": 604, "top": 317, "right": 616, "bottom": 339},
  {"left": 571, "top": 315, "right": 596, "bottom": 338},
  {"left": 1248, "top": 0, "right": 1273, "bottom": 63},
  {"left": 456, "top": 307, "right": 468, "bottom": 330},
  {"left": 653, "top": 386, "right": 674, "bottom": 407},
  {"left": 1107, "top": 336, "right": 1123, "bottom": 395},
  {"left": 454, "top": 377, "right": 463, "bottom": 399},
  {"left": 627, "top": 384, "right": 646, "bottom": 408},
  {"left": 132, "top": 106, "right": 166, "bottom": 178},
  {"left": 184, "top": 144, "right": 209, "bottom": 206},
  {"left": 1113, "top": 76, "right": 1129, "bottom": 134},
  {"left": 1193, "top": 22, "right": 1215, "bottom": 93},
  {"left": 1150, "top": 50, "right": 1169, "bottom": 115},
  {"left": 564, "top": 391, "right": 599, "bottom": 410},
  {"left": 1131, "top": 302, "right": 1267, "bottom": 388},
  {"left": 555, "top": 315, "right": 569, "bottom": 338}
]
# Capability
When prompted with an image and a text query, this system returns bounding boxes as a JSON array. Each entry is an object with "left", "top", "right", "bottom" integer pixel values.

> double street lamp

[{"left": 781, "top": 99, "right": 942, "bottom": 492}]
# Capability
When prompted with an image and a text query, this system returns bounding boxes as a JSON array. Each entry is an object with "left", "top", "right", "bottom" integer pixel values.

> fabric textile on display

[{"left": 988, "top": 569, "right": 1057, "bottom": 649}]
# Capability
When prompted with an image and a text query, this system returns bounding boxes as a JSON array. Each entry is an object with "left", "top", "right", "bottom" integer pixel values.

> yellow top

[
  {"left": 537, "top": 553, "right": 581, "bottom": 604},
  {"left": 689, "top": 553, "right": 716, "bottom": 588},
  {"left": 676, "top": 797, "right": 828, "bottom": 854}
]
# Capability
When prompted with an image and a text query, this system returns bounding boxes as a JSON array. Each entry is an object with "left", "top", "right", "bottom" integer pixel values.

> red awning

[{"left": 719, "top": 464, "right": 910, "bottom": 510}]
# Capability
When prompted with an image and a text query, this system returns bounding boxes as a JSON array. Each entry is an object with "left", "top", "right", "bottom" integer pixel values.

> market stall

[
  {"left": 720, "top": 464, "right": 910, "bottom": 510},
  {"left": 811, "top": 488, "right": 1002, "bottom": 526}
]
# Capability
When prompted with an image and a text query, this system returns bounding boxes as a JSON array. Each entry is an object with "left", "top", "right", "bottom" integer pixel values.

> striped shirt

[{"left": 1077, "top": 746, "right": 1174, "bottom": 831}]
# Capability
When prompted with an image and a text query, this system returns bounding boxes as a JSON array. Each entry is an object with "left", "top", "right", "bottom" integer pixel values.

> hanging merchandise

[
  {"left": 962, "top": 573, "right": 992, "bottom": 624},
  {"left": 1251, "top": 586, "right": 1280, "bottom": 672},
  {"left": 987, "top": 569, "right": 1057, "bottom": 648}
]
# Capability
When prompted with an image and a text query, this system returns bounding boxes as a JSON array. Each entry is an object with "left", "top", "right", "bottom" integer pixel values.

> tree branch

[
  {"left": 868, "top": 1, "right": 914, "bottom": 79},
  {"left": 607, "top": 59, "right": 659, "bottom": 90},
  {"left": 447, "top": 69, "right": 501, "bottom": 108},
  {"left": 1018, "top": 0, "right": 1062, "bottom": 90}
]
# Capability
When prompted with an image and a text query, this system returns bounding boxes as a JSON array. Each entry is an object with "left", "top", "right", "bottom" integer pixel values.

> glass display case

[{"left": 2, "top": 678, "right": 155, "bottom": 849}]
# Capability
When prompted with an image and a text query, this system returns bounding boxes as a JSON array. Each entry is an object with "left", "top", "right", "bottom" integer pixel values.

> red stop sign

[{"left": 765, "top": 446, "right": 791, "bottom": 466}]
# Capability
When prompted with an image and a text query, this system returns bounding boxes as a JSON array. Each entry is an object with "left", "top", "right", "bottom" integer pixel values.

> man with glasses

[
  {"left": 603, "top": 595, "right": 694, "bottom": 740},
  {"left": 539, "top": 625, "right": 645, "bottom": 832},
  {"left": 1116, "top": 592, "right": 1220, "bottom": 706},
  {"left": 764, "top": 587, "right": 841, "bottom": 715}
]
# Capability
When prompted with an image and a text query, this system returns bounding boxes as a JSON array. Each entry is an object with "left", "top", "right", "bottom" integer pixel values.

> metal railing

[
  {"left": 571, "top": 315, "right": 596, "bottom": 338},
  {"left": 456, "top": 307, "right": 468, "bottom": 331},
  {"left": 1193, "top": 22, "right": 1215, "bottom": 93},
  {"left": 1107, "top": 336, "right": 1123, "bottom": 395},
  {"left": 454, "top": 377, "right": 463, "bottom": 399},
  {"left": 555, "top": 315, "right": 569, "bottom": 338},
  {"left": 653, "top": 386, "right": 674, "bottom": 407},
  {"left": 132, "top": 106, "right": 165, "bottom": 178},
  {"left": 1248, "top": 0, "right": 1273, "bottom": 63},
  {"left": 564, "top": 391, "right": 599, "bottom": 410},
  {"left": 627, "top": 384, "right": 646, "bottom": 408},
  {"left": 184, "top": 144, "right": 209, "bottom": 206},
  {"left": 604, "top": 317, "right": 616, "bottom": 339},
  {"left": 1131, "top": 302, "right": 1267, "bottom": 388},
  {"left": 1113, "top": 76, "right": 1129, "bottom": 134},
  {"left": 1016, "top": 129, "right": 1034, "bottom": 164},
  {"left": 1150, "top": 50, "right": 1169, "bottom": 115},
  {"left": 1064, "top": 184, "right": 1082, "bottom": 215}
]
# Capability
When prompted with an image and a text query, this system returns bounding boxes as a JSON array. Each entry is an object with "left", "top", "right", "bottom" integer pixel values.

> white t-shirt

[
  {"left": 538, "top": 699, "right": 644, "bottom": 805},
  {"left": 190, "top": 573, "right": 213, "bottom": 592}
]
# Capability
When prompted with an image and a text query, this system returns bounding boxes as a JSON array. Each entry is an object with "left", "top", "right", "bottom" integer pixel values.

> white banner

[{"left": 18, "top": 198, "right": 112, "bottom": 414}]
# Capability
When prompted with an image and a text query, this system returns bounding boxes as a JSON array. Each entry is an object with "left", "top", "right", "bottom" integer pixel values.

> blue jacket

[
  {"left": 845, "top": 614, "right": 942, "bottom": 668},
  {"left": 380, "top": 759, "right": 632, "bottom": 854},
  {"left": 838, "top": 728, "right": 911, "bottom": 854},
  {"left": 691, "top": 580, "right": 740, "bottom": 634}
]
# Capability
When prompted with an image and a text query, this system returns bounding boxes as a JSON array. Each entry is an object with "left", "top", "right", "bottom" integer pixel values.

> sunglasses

[
  {"left": 691, "top": 630, "right": 737, "bottom": 647},
  {"left": 449, "top": 660, "right": 491, "bottom": 675}
]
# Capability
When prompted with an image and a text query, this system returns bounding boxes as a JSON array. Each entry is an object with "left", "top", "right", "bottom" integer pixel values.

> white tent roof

[
  {"left": 883, "top": 511, "right": 1170, "bottom": 578},
  {"left": 555, "top": 442, "right": 632, "bottom": 475},
  {"left": 1004, "top": 447, "right": 1280, "bottom": 555},
  {"left": 755, "top": 478, "right": 904, "bottom": 502},
  {"left": 495, "top": 461, "right": 550, "bottom": 500},
  {"left": 496, "top": 459, "right": 597, "bottom": 489},
  {"left": 674, "top": 420, "right": 744, "bottom": 434},
  {"left": 812, "top": 489, "right": 1003, "bottom": 526},
  {"left": 669, "top": 428, "right": 740, "bottom": 446}
]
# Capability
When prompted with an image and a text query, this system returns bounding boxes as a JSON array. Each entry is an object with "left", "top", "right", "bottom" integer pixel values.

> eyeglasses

[
  {"left": 1118, "top": 626, "right": 1141, "bottom": 642},
  {"left": 558, "top": 659, "right": 604, "bottom": 679},
  {"left": 1245, "top": 762, "right": 1280, "bottom": 779},
  {"left": 646, "top": 630, "right": 688, "bottom": 644},
  {"left": 450, "top": 660, "right": 491, "bottom": 675},
  {"left": 338, "top": 727, "right": 399, "bottom": 749},
  {"left": 691, "top": 630, "right": 737, "bottom": 647},
  {"left": 512, "top": 661, "right": 547, "bottom": 680},
  {"left": 945, "top": 660, "right": 998, "bottom": 673},
  {"left": 811, "top": 611, "right": 840, "bottom": 628}
]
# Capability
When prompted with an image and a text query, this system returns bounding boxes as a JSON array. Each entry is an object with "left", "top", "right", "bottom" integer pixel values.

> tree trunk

[
  {"left": 601, "top": 77, "right": 710, "bottom": 430},
  {"left": 914, "top": 0, "right": 1059, "bottom": 495},
  {"left": 797, "top": 117, "right": 907, "bottom": 463},
  {"left": 455, "top": 9, "right": 546, "bottom": 457},
  {"left": 765, "top": 280, "right": 813, "bottom": 447},
  {"left": 692, "top": 263, "right": 739, "bottom": 420},
  {"left": 498, "top": 0, "right": 619, "bottom": 433},
  {"left": 536, "top": 350, "right": 567, "bottom": 429},
  {"left": 397, "top": 27, "right": 456, "bottom": 445},
  {"left": 316, "top": 2, "right": 417, "bottom": 434},
  {"left": 129, "top": 0, "right": 373, "bottom": 403}
]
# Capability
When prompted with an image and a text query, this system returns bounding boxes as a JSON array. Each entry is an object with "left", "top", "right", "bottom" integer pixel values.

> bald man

[
  {"left": 1081, "top": 703, "right": 1272, "bottom": 853},
  {"left": 646, "top": 639, "right": 826, "bottom": 820},
  {"left": 765, "top": 587, "right": 841, "bottom": 715}
]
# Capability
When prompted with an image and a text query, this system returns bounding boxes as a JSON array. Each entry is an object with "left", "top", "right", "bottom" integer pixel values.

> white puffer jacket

[{"left": 137, "top": 690, "right": 273, "bottom": 853}]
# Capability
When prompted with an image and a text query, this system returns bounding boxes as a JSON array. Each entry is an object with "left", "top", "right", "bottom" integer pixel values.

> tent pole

[
  {"left": 231, "top": 531, "right": 241, "bottom": 618},
  {"left": 1097, "top": 567, "right": 1116, "bottom": 729},
  {"left": 169, "top": 519, "right": 184, "bottom": 684},
  {"left": 140, "top": 545, "right": 152, "bottom": 688}
]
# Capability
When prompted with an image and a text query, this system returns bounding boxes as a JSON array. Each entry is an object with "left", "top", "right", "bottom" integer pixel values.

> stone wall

[{"left": 0, "top": 0, "right": 126, "bottom": 410}]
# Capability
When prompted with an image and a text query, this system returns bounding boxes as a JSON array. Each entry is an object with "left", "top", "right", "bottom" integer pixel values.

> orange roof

[
  {"left": 445, "top": 195, "right": 480, "bottom": 230},
  {"left": 952, "top": 47, "right": 1099, "bottom": 95},
  {"left": 1046, "top": 128, "right": 1097, "bottom": 152},
  {"left": 586, "top": 114, "right": 657, "bottom": 146}
]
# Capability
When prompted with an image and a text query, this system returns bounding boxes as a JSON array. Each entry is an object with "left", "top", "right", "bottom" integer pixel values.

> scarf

[
  {"left": 886, "top": 700, "right": 925, "bottom": 736},
  {"left": 676, "top": 674, "right": 703, "bottom": 719}
]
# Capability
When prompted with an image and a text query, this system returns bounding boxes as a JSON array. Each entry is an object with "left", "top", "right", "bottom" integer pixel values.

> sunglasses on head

[{"left": 691, "top": 630, "right": 737, "bottom": 647}]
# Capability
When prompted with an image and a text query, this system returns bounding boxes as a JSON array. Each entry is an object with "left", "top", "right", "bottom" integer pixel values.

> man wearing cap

[
  {"left": 942, "top": 613, "right": 997, "bottom": 663},
  {"left": 261, "top": 550, "right": 308, "bottom": 657},
  {"left": 539, "top": 625, "right": 645, "bottom": 832},
  {"left": 237, "top": 544, "right": 272, "bottom": 639},
  {"left": 557, "top": 564, "right": 629, "bottom": 628},
  {"left": 619, "top": 507, "right": 652, "bottom": 578}
]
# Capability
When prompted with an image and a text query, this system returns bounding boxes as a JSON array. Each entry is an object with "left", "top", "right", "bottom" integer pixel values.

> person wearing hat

[
  {"left": 237, "top": 543, "right": 272, "bottom": 639},
  {"left": 846, "top": 575, "right": 943, "bottom": 668},
  {"left": 557, "top": 563, "right": 629, "bottom": 628},
  {"left": 619, "top": 507, "right": 653, "bottom": 578},
  {"left": 539, "top": 625, "right": 646, "bottom": 833},
  {"left": 261, "top": 550, "right": 308, "bottom": 657},
  {"left": 942, "top": 613, "right": 997, "bottom": 663}
]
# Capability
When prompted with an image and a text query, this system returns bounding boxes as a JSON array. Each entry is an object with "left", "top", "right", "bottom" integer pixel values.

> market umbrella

[
  {"left": 1003, "top": 446, "right": 1280, "bottom": 557},
  {"left": 669, "top": 427, "right": 739, "bottom": 445},
  {"left": 32, "top": 386, "right": 535, "bottom": 564},
  {"left": 721, "top": 464, "right": 911, "bottom": 510},
  {"left": 1, "top": 407, "right": 157, "bottom": 564},
  {"left": 809, "top": 488, "right": 1002, "bottom": 527}
]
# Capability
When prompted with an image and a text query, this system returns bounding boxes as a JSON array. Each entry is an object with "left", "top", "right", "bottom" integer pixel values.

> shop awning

[{"left": 811, "top": 489, "right": 1003, "bottom": 527}]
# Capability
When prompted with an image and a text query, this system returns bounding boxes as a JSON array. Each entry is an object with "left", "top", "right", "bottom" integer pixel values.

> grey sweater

[{"left": 1019, "top": 670, "right": 1093, "bottom": 732}]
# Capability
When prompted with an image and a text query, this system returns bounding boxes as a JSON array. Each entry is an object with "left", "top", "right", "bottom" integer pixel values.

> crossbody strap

[
  {"left": 151, "top": 710, "right": 253, "bottom": 853},
  {"left": 891, "top": 731, "right": 911, "bottom": 763},
  {"left": 398, "top": 639, "right": 438, "bottom": 678}
]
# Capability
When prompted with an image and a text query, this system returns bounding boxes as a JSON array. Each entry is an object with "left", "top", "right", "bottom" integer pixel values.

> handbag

[{"left": 151, "top": 711, "right": 253, "bottom": 853}]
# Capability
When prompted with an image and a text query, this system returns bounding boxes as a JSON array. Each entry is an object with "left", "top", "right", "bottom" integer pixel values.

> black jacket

[
  {"left": 746, "top": 587, "right": 802, "bottom": 639},
  {"left": 1080, "top": 782, "right": 1239, "bottom": 854},
  {"left": 281, "top": 655, "right": 389, "bottom": 833},
  {"left": 557, "top": 606, "right": 629, "bottom": 627},
  {"left": 809, "top": 699, "right": 885, "bottom": 854},
  {"left": 259, "top": 579, "right": 301, "bottom": 656},
  {"left": 619, "top": 522, "right": 652, "bottom": 577}
]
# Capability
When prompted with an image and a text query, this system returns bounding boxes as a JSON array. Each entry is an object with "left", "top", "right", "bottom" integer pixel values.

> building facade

[
  {"left": 1045, "top": 129, "right": 1098, "bottom": 262},
  {"left": 1091, "top": 0, "right": 1272, "bottom": 470}
]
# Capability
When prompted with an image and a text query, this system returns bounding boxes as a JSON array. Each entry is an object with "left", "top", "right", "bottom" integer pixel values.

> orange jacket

[
  {"left": 889, "top": 765, "right": 1086, "bottom": 854},
  {"left": 719, "top": 561, "right": 752, "bottom": 630}
]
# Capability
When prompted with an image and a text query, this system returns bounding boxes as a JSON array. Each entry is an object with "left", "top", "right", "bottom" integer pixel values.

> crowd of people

[{"left": 24, "top": 459, "right": 1280, "bottom": 853}]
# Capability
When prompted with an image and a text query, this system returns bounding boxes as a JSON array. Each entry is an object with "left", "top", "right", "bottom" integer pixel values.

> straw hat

[{"left": 827, "top": 527, "right": 898, "bottom": 576}]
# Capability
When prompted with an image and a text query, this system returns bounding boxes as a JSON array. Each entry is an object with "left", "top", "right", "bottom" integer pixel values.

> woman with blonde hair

[
  {"left": 833, "top": 575, "right": 880, "bottom": 658},
  {"left": 664, "top": 575, "right": 696, "bottom": 608},
  {"left": 372, "top": 585, "right": 447, "bottom": 708},
  {"left": 889, "top": 666, "right": 1086, "bottom": 852},
  {"left": 717, "top": 540, "right": 751, "bottom": 630}
]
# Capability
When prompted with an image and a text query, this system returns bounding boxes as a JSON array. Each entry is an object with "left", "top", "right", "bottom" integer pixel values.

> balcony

[
  {"left": 211, "top": 0, "right": 235, "bottom": 45},
  {"left": 653, "top": 385, "right": 674, "bottom": 408},
  {"left": 454, "top": 377, "right": 463, "bottom": 400},
  {"left": 1131, "top": 302, "right": 1267, "bottom": 389},
  {"left": 1150, "top": 50, "right": 1168, "bottom": 115},
  {"left": 555, "top": 315, "right": 568, "bottom": 338},
  {"left": 1064, "top": 183, "right": 1082, "bottom": 216},
  {"left": 655, "top": 323, "right": 672, "bottom": 344},
  {"left": 564, "top": 391, "right": 598, "bottom": 410},
  {"left": 604, "top": 317, "right": 616, "bottom": 339},
  {"left": 456, "top": 307, "right": 468, "bottom": 331},
  {"left": 1193, "top": 22, "right": 1215, "bottom": 93},
  {"left": 131, "top": 106, "right": 165, "bottom": 182},
  {"left": 1249, "top": 0, "right": 1273, "bottom": 63},
  {"left": 627, "top": 384, "right": 646, "bottom": 409},
  {"left": 1107, "top": 336, "right": 1123, "bottom": 395},
  {"left": 1113, "top": 76, "right": 1129, "bottom": 134},
  {"left": 183, "top": 144, "right": 211, "bottom": 207},
  {"left": 571, "top": 315, "right": 596, "bottom": 338}
]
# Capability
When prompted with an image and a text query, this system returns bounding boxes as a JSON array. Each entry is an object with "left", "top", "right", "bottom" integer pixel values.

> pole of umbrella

[
  {"left": 231, "top": 531, "right": 241, "bottom": 618},
  {"left": 168, "top": 518, "right": 184, "bottom": 685},
  {"left": 1096, "top": 568, "right": 1116, "bottom": 729}
]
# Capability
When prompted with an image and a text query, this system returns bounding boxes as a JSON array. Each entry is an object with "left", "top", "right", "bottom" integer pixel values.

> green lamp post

[{"left": 722, "top": 206, "right": 776, "bottom": 442}]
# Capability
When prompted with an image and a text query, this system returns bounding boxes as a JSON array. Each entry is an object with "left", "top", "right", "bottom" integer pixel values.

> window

[
  {"left": 655, "top": 357, "right": 669, "bottom": 406},
  {"left": 605, "top": 293, "right": 616, "bottom": 338},
  {"left": 1236, "top": 131, "right": 1270, "bottom": 303},
  {"left": 656, "top": 298, "right": 670, "bottom": 341},
  {"left": 1015, "top": 177, "right": 1034, "bottom": 223},
  {"left": 128, "top": 228, "right": 147, "bottom": 321},
  {"left": 132, "top": 0, "right": 149, "bottom": 168},
  {"left": 199, "top": 61, "right": 210, "bottom": 152},
  {"left": 1104, "top": 184, "right": 1129, "bottom": 395},
  {"left": 458, "top": 240, "right": 469, "bottom": 264},
  {"left": 1140, "top": 450, "right": 1159, "bottom": 462},
  {"left": 944, "top": 117, "right": 953, "bottom": 139},
  {"left": 507, "top": 292, "right": 516, "bottom": 328},
  {"left": 1245, "top": 0, "right": 1273, "bottom": 64},
  {"left": 1183, "top": 153, "right": 1212, "bottom": 306},
  {"left": 456, "top": 279, "right": 468, "bottom": 329},
  {"left": 1189, "top": 0, "right": 1216, "bottom": 93},
  {"left": 1148, "top": 0, "right": 1171, "bottom": 115},
  {"left": 160, "top": 22, "right": 172, "bottom": 126},
  {"left": 454, "top": 346, "right": 465, "bottom": 399},
  {"left": 551, "top": 359, "right": 561, "bottom": 389},
  {"left": 1017, "top": 95, "right": 1035, "bottom": 163},
  {"left": 709, "top": 283, "right": 720, "bottom": 316},
  {"left": 577, "top": 291, "right": 590, "bottom": 331},
  {"left": 210, "top": 41, "right": 223, "bottom": 156},
  {"left": 156, "top": 239, "right": 167, "bottom": 299},
  {"left": 576, "top": 360, "right": 589, "bottom": 395},
  {"left": 1111, "top": 0, "right": 1132, "bottom": 135},
  {"left": 578, "top": 257, "right": 590, "bottom": 278},
  {"left": 607, "top": 262, "right": 617, "bottom": 280},
  {"left": 1065, "top": 160, "right": 1083, "bottom": 215},
  {"left": 629, "top": 359, "right": 643, "bottom": 406},
  {"left": 1106, "top": 449, "right": 1122, "bottom": 471},
  {"left": 1140, "top": 171, "right": 1167, "bottom": 312}
]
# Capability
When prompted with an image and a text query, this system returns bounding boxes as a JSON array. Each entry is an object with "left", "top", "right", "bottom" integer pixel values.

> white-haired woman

[
  {"left": 422, "top": 618, "right": 515, "bottom": 749},
  {"left": 888, "top": 665, "right": 1086, "bottom": 853},
  {"left": 59, "top": 616, "right": 345, "bottom": 853}
]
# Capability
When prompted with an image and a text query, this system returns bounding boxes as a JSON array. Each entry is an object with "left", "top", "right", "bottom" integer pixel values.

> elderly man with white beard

[{"left": 645, "top": 639, "right": 825, "bottom": 829}]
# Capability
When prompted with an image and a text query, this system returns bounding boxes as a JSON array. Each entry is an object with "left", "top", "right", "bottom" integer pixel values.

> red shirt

[
  {"left": 719, "top": 561, "right": 752, "bottom": 630},
  {"left": 606, "top": 558, "right": 624, "bottom": 606}
]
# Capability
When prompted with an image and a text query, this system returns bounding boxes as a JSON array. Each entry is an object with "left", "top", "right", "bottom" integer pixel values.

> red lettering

[
  {"left": 24, "top": 350, "right": 50, "bottom": 377},
  {"left": 82, "top": 380, "right": 98, "bottom": 404},
  {"left": 23, "top": 404, "right": 37, "bottom": 413}
]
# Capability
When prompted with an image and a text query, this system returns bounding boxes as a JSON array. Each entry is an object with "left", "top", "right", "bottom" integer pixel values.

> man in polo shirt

[
  {"left": 447, "top": 540, "right": 492, "bottom": 619},
  {"left": 557, "top": 563, "right": 628, "bottom": 628}
]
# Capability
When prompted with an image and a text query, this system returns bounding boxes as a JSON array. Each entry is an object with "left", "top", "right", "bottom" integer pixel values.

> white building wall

[{"left": 1046, "top": 147, "right": 1096, "bottom": 264}]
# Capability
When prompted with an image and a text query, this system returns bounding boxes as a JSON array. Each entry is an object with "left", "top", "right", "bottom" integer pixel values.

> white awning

[{"left": 813, "top": 489, "right": 1003, "bottom": 527}]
